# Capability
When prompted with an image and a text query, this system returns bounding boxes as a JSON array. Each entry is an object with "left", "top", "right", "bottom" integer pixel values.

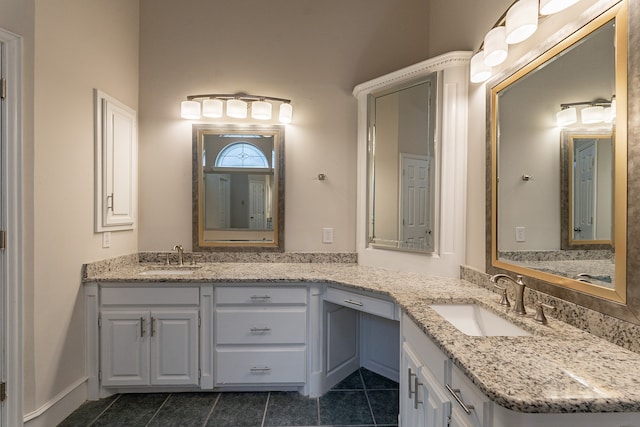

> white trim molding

[
  {"left": 23, "top": 377, "right": 88, "bottom": 427},
  {"left": 0, "top": 27, "right": 24, "bottom": 427},
  {"left": 354, "top": 51, "right": 472, "bottom": 276}
]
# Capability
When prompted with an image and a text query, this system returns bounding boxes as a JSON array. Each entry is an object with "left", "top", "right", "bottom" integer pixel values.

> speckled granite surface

[{"left": 83, "top": 257, "right": 640, "bottom": 414}]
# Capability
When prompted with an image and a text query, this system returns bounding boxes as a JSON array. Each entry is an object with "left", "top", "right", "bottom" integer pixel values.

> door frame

[{"left": 0, "top": 27, "right": 23, "bottom": 427}]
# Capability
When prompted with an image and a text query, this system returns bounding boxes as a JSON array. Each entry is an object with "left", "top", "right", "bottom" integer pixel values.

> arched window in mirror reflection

[{"left": 215, "top": 142, "right": 269, "bottom": 168}]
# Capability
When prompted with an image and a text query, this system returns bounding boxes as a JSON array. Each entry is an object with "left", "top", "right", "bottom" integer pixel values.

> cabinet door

[
  {"left": 419, "top": 366, "right": 452, "bottom": 427},
  {"left": 401, "top": 342, "right": 427, "bottom": 426},
  {"left": 150, "top": 310, "right": 199, "bottom": 386},
  {"left": 100, "top": 310, "right": 149, "bottom": 386}
]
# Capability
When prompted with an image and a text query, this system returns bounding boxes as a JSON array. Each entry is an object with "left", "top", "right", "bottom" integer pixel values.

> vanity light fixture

[
  {"left": 470, "top": 0, "right": 583, "bottom": 83},
  {"left": 556, "top": 98, "right": 614, "bottom": 127},
  {"left": 181, "top": 93, "right": 293, "bottom": 123}
]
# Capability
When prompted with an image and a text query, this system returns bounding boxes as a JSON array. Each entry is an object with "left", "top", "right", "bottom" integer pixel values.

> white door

[
  {"left": 400, "top": 154, "right": 431, "bottom": 250},
  {"left": 420, "top": 367, "right": 453, "bottom": 427},
  {"left": 249, "top": 179, "right": 265, "bottom": 229},
  {"left": 150, "top": 310, "right": 199, "bottom": 386},
  {"left": 401, "top": 343, "right": 427, "bottom": 426},
  {"left": 574, "top": 140, "right": 596, "bottom": 240},
  {"left": 217, "top": 176, "right": 230, "bottom": 228},
  {"left": 100, "top": 311, "right": 150, "bottom": 386}
]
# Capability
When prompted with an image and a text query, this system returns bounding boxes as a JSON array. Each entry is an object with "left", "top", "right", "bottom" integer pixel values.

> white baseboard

[{"left": 23, "top": 377, "right": 88, "bottom": 427}]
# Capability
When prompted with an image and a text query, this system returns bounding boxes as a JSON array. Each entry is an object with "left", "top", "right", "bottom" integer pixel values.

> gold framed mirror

[
  {"left": 488, "top": 1, "right": 634, "bottom": 314},
  {"left": 192, "top": 124, "right": 285, "bottom": 252}
]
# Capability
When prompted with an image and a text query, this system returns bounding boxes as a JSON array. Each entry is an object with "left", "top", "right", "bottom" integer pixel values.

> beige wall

[
  {"left": 29, "top": 0, "right": 139, "bottom": 416},
  {"left": 137, "top": 0, "right": 430, "bottom": 253}
]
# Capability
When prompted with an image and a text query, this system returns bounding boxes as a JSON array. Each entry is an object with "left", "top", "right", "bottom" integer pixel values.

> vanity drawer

[
  {"left": 216, "top": 309, "right": 307, "bottom": 344},
  {"left": 216, "top": 286, "right": 307, "bottom": 305},
  {"left": 215, "top": 347, "right": 306, "bottom": 384},
  {"left": 101, "top": 287, "right": 200, "bottom": 306},
  {"left": 324, "top": 286, "right": 397, "bottom": 320}
]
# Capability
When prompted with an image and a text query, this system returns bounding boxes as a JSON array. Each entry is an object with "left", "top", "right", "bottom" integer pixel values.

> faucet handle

[
  {"left": 534, "top": 302, "right": 555, "bottom": 324},
  {"left": 493, "top": 284, "right": 511, "bottom": 308}
]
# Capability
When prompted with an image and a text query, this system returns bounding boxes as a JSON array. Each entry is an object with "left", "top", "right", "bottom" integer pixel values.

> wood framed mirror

[
  {"left": 192, "top": 124, "right": 285, "bottom": 252},
  {"left": 487, "top": 0, "right": 640, "bottom": 323}
]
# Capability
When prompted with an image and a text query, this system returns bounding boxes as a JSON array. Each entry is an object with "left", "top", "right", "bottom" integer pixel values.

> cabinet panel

[
  {"left": 216, "top": 308, "right": 306, "bottom": 344},
  {"left": 216, "top": 347, "right": 306, "bottom": 384},
  {"left": 94, "top": 89, "right": 137, "bottom": 231},
  {"left": 101, "top": 286, "right": 199, "bottom": 306},
  {"left": 150, "top": 310, "right": 199, "bottom": 386},
  {"left": 100, "top": 311, "right": 149, "bottom": 386},
  {"left": 216, "top": 286, "right": 307, "bottom": 305}
]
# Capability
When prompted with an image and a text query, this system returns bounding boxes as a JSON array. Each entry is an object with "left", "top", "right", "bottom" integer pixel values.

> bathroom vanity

[{"left": 83, "top": 259, "right": 640, "bottom": 427}]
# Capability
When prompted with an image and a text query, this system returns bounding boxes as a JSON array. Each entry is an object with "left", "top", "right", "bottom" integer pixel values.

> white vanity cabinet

[
  {"left": 401, "top": 313, "right": 492, "bottom": 427},
  {"left": 214, "top": 286, "right": 308, "bottom": 386},
  {"left": 85, "top": 283, "right": 214, "bottom": 399}
]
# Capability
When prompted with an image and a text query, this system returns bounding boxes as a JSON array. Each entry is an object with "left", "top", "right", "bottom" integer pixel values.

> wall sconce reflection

[{"left": 556, "top": 97, "right": 615, "bottom": 127}]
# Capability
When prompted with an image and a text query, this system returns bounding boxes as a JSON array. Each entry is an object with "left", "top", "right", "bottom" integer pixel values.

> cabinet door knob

[{"left": 446, "top": 384, "right": 475, "bottom": 415}]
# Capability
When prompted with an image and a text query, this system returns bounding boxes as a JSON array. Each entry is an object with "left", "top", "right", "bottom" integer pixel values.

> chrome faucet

[
  {"left": 490, "top": 274, "right": 527, "bottom": 315},
  {"left": 173, "top": 244, "right": 184, "bottom": 266}
]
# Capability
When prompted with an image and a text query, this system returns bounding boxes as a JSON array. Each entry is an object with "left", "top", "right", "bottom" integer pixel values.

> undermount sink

[
  {"left": 140, "top": 268, "right": 195, "bottom": 276},
  {"left": 429, "top": 304, "right": 532, "bottom": 337}
]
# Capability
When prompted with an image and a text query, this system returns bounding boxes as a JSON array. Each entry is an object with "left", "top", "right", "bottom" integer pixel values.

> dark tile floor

[{"left": 59, "top": 368, "right": 399, "bottom": 426}]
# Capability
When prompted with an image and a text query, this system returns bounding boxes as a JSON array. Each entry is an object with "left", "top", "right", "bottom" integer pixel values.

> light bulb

[
  {"left": 181, "top": 100, "right": 201, "bottom": 119},
  {"left": 226, "top": 99, "right": 248, "bottom": 118},
  {"left": 202, "top": 99, "right": 224, "bottom": 118},
  {"left": 540, "top": 0, "right": 581, "bottom": 15},
  {"left": 484, "top": 27, "right": 509, "bottom": 66},
  {"left": 252, "top": 100, "right": 272, "bottom": 120},
  {"left": 556, "top": 107, "right": 577, "bottom": 127},
  {"left": 470, "top": 51, "right": 492, "bottom": 83},
  {"left": 506, "top": 0, "right": 539, "bottom": 44},
  {"left": 279, "top": 103, "right": 293, "bottom": 124}
]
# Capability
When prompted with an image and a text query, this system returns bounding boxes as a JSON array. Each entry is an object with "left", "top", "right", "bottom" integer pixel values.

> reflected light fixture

[
  {"left": 556, "top": 97, "right": 614, "bottom": 127},
  {"left": 540, "top": 0, "right": 582, "bottom": 15},
  {"left": 505, "top": 0, "right": 539, "bottom": 44},
  {"left": 180, "top": 92, "right": 293, "bottom": 124}
]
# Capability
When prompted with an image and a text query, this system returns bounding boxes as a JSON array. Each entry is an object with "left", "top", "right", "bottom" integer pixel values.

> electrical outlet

[
  {"left": 515, "top": 227, "right": 526, "bottom": 242},
  {"left": 102, "top": 232, "right": 111, "bottom": 248},
  {"left": 322, "top": 228, "right": 334, "bottom": 244}
]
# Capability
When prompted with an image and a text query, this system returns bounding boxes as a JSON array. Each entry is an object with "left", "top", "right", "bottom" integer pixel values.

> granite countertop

[{"left": 84, "top": 260, "right": 640, "bottom": 414}]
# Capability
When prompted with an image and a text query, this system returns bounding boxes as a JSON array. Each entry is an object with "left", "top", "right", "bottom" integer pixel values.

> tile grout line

[
  {"left": 87, "top": 394, "right": 121, "bottom": 426},
  {"left": 202, "top": 393, "right": 221, "bottom": 427},
  {"left": 261, "top": 392, "right": 271, "bottom": 427},
  {"left": 359, "top": 369, "right": 378, "bottom": 426},
  {"left": 145, "top": 393, "right": 172, "bottom": 427}
]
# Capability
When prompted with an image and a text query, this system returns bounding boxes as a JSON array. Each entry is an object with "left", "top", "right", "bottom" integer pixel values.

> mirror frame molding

[
  {"left": 192, "top": 123, "right": 285, "bottom": 252},
  {"left": 487, "top": 0, "right": 640, "bottom": 324}
]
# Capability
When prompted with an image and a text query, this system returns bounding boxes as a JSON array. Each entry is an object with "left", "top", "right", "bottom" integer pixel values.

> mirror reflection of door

[
  {"left": 400, "top": 154, "right": 431, "bottom": 249},
  {"left": 570, "top": 135, "right": 612, "bottom": 243},
  {"left": 249, "top": 177, "right": 265, "bottom": 229}
]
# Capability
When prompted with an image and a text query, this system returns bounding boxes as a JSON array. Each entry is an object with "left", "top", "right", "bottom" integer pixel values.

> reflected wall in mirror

[
  {"left": 192, "top": 124, "right": 284, "bottom": 252},
  {"left": 561, "top": 131, "right": 613, "bottom": 250},
  {"left": 490, "top": 1, "right": 627, "bottom": 303},
  {"left": 368, "top": 73, "right": 438, "bottom": 253}
]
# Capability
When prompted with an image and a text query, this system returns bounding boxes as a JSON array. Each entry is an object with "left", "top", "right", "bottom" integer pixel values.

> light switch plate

[
  {"left": 102, "top": 231, "right": 111, "bottom": 248},
  {"left": 515, "top": 227, "right": 526, "bottom": 242},
  {"left": 322, "top": 227, "right": 334, "bottom": 244}
]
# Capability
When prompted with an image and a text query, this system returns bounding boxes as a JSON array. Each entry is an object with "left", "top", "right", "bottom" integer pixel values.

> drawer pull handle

[
  {"left": 250, "top": 327, "right": 272, "bottom": 334},
  {"left": 250, "top": 366, "right": 272, "bottom": 373},
  {"left": 407, "top": 368, "right": 416, "bottom": 398},
  {"left": 446, "top": 384, "right": 475, "bottom": 415},
  {"left": 250, "top": 295, "right": 272, "bottom": 302},
  {"left": 414, "top": 377, "right": 423, "bottom": 409},
  {"left": 150, "top": 317, "right": 156, "bottom": 337},
  {"left": 344, "top": 298, "right": 364, "bottom": 307},
  {"left": 140, "top": 317, "right": 145, "bottom": 337}
]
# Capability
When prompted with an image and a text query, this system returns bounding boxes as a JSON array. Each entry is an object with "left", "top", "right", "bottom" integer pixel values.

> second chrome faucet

[{"left": 490, "top": 274, "right": 527, "bottom": 315}]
